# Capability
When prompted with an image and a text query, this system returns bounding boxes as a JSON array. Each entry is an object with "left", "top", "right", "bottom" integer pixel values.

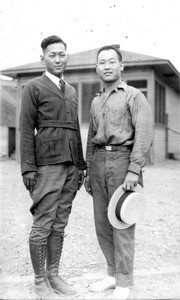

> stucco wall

[{"left": 153, "top": 125, "right": 166, "bottom": 163}]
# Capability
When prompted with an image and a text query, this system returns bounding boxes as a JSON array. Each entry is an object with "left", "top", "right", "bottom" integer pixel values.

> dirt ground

[{"left": 0, "top": 158, "right": 180, "bottom": 300}]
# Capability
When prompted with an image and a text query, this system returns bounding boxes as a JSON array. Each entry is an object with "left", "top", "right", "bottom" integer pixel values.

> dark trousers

[
  {"left": 29, "top": 164, "right": 79, "bottom": 241},
  {"left": 89, "top": 148, "right": 138, "bottom": 287}
]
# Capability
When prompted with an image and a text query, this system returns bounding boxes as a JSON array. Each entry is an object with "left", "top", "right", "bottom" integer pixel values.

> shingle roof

[
  {"left": 69, "top": 47, "right": 163, "bottom": 68},
  {"left": 0, "top": 47, "right": 163, "bottom": 74}
]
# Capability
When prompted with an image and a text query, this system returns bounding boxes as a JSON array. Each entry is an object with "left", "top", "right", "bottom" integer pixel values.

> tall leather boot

[
  {"left": 29, "top": 239, "right": 61, "bottom": 299},
  {"left": 46, "top": 232, "right": 79, "bottom": 297}
]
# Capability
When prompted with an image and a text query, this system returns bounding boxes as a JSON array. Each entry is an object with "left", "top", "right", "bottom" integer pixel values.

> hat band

[{"left": 115, "top": 190, "right": 134, "bottom": 222}]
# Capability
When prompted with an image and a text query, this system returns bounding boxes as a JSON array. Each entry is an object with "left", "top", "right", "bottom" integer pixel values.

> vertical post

[
  {"left": 16, "top": 78, "right": 21, "bottom": 163},
  {"left": 165, "top": 113, "right": 168, "bottom": 159}
]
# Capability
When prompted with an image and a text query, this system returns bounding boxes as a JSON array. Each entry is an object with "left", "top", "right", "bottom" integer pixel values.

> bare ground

[{"left": 0, "top": 159, "right": 180, "bottom": 299}]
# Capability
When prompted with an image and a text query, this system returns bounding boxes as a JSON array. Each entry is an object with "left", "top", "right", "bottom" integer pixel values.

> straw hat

[{"left": 107, "top": 184, "right": 146, "bottom": 230}]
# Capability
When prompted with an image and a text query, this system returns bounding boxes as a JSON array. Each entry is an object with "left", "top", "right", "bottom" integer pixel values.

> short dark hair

[
  {"left": 97, "top": 45, "right": 122, "bottom": 62},
  {"left": 41, "top": 35, "right": 67, "bottom": 50}
]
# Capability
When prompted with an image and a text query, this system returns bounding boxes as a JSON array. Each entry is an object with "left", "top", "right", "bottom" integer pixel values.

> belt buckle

[{"left": 105, "top": 146, "right": 112, "bottom": 151}]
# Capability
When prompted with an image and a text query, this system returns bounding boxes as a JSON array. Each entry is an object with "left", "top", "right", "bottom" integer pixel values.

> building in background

[
  {"left": 0, "top": 79, "right": 17, "bottom": 159},
  {"left": 1, "top": 46, "right": 180, "bottom": 163}
]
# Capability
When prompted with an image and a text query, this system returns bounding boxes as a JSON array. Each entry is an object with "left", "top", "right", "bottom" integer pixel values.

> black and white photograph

[{"left": 0, "top": 0, "right": 180, "bottom": 299}]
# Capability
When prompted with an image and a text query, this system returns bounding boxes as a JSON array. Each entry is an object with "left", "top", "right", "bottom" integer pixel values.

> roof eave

[
  {"left": 0, "top": 67, "right": 44, "bottom": 78},
  {"left": 1, "top": 60, "right": 179, "bottom": 94},
  {"left": 125, "top": 59, "right": 179, "bottom": 74}
]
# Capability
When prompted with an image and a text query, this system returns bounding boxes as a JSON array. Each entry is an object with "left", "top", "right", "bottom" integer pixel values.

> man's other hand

[
  {"left": 23, "top": 171, "right": 37, "bottom": 193},
  {"left": 84, "top": 175, "right": 92, "bottom": 195},
  {"left": 78, "top": 170, "right": 85, "bottom": 190}
]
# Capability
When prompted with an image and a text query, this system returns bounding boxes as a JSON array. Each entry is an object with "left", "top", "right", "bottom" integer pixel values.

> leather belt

[{"left": 96, "top": 145, "right": 130, "bottom": 151}]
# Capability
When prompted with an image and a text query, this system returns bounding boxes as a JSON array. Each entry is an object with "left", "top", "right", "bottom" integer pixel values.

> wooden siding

[{"left": 153, "top": 126, "right": 166, "bottom": 163}]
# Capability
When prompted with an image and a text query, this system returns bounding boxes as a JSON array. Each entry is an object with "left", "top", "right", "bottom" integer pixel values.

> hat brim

[{"left": 108, "top": 184, "right": 145, "bottom": 230}]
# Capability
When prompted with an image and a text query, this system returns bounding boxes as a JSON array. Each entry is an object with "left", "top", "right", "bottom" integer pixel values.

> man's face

[
  {"left": 41, "top": 42, "right": 68, "bottom": 77},
  {"left": 96, "top": 49, "right": 123, "bottom": 83}
]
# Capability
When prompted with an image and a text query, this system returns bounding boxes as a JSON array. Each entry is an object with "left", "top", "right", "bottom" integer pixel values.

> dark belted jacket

[{"left": 19, "top": 73, "right": 86, "bottom": 175}]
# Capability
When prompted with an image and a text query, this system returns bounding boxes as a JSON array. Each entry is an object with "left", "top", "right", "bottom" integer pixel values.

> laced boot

[
  {"left": 29, "top": 239, "right": 61, "bottom": 299},
  {"left": 46, "top": 232, "right": 79, "bottom": 297}
]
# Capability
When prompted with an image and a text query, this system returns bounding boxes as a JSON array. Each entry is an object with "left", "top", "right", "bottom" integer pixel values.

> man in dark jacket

[{"left": 20, "top": 35, "right": 86, "bottom": 299}]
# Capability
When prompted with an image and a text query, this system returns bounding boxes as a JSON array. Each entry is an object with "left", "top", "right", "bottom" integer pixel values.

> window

[
  {"left": 155, "top": 81, "right": 165, "bottom": 125},
  {"left": 81, "top": 82, "right": 101, "bottom": 124},
  {"left": 127, "top": 80, "right": 147, "bottom": 98},
  {"left": 127, "top": 80, "right": 147, "bottom": 89}
]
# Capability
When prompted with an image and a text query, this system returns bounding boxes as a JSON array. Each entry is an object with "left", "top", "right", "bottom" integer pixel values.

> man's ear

[
  {"left": 40, "top": 55, "right": 45, "bottom": 64},
  {"left": 67, "top": 54, "right": 69, "bottom": 62},
  {"left": 120, "top": 62, "right": 124, "bottom": 71},
  {"left": 96, "top": 63, "right": 99, "bottom": 74}
]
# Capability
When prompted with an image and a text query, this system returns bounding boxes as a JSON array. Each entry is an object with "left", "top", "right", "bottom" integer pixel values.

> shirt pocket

[
  {"left": 108, "top": 108, "right": 125, "bottom": 126},
  {"left": 35, "top": 135, "right": 63, "bottom": 159}
]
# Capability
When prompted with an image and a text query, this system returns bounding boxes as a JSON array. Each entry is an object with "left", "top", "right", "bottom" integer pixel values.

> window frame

[
  {"left": 155, "top": 80, "right": 166, "bottom": 125},
  {"left": 126, "top": 79, "right": 148, "bottom": 98},
  {"left": 81, "top": 81, "right": 101, "bottom": 125}
]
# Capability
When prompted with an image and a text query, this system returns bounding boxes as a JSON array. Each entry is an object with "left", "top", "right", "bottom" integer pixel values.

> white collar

[{"left": 45, "top": 71, "right": 64, "bottom": 88}]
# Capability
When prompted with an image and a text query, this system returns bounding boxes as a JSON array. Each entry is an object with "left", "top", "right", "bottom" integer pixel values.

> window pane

[
  {"left": 82, "top": 82, "right": 100, "bottom": 124},
  {"left": 155, "top": 81, "right": 165, "bottom": 125},
  {"left": 127, "top": 80, "right": 147, "bottom": 88}
]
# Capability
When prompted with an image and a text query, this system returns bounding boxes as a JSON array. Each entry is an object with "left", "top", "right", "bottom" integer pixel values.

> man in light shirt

[
  {"left": 20, "top": 35, "right": 86, "bottom": 299},
  {"left": 85, "top": 45, "right": 153, "bottom": 299}
]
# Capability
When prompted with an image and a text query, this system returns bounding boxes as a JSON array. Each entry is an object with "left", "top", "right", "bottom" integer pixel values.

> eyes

[
  {"left": 98, "top": 60, "right": 116, "bottom": 66},
  {"left": 49, "top": 53, "right": 67, "bottom": 59}
]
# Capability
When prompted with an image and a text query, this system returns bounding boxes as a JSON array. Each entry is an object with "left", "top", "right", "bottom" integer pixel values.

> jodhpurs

[
  {"left": 29, "top": 164, "right": 79, "bottom": 241},
  {"left": 89, "top": 148, "right": 142, "bottom": 287}
]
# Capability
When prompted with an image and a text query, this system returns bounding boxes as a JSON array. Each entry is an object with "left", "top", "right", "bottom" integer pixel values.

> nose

[
  {"left": 55, "top": 55, "right": 61, "bottom": 63},
  {"left": 104, "top": 62, "right": 111, "bottom": 69}
]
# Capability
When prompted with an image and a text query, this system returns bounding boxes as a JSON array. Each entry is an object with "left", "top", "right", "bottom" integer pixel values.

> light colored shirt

[{"left": 86, "top": 81, "right": 153, "bottom": 175}]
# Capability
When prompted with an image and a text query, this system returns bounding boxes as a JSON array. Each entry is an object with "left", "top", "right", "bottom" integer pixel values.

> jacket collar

[{"left": 41, "top": 73, "right": 64, "bottom": 97}]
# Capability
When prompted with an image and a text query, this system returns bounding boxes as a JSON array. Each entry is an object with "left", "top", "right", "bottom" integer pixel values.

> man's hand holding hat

[{"left": 122, "top": 171, "right": 139, "bottom": 191}]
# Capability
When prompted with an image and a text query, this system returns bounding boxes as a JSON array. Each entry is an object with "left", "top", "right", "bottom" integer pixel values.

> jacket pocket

[{"left": 35, "top": 135, "right": 63, "bottom": 159}]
